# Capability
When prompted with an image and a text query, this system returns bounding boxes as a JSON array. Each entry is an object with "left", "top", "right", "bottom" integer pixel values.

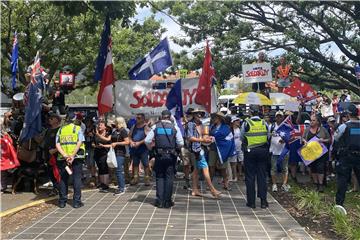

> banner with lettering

[
  {"left": 297, "top": 136, "right": 328, "bottom": 166},
  {"left": 114, "top": 78, "right": 204, "bottom": 117},
  {"left": 242, "top": 62, "right": 272, "bottom": 83}
]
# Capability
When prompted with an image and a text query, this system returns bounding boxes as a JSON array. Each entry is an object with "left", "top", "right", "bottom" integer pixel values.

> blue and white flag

[
  {"left": 211, "top": 123, "right": 236, "bottom": 164},
  {"left": 166, "top": 79, "right": 183, "bottom": 119},
  {"left": 128, "top": 38, "right": 173, "bottom": 80},
  {"left": 166, "top": 79, "right": 184, "bottom": 136},
  {"left": 10, "top": 31, "right": 19, "bottom": 90}
]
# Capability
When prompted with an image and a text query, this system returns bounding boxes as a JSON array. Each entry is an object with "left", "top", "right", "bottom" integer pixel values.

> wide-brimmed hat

[
  {"left": 211, "top": 111, "right": 226, "bottom": 119},
  {"left": 191, "top": 108, "right": 206, "bottom": 114}
]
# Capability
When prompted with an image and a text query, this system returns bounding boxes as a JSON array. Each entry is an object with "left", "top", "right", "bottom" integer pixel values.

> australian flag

[
  {"left": 19, "top": 53, "right": 44, "bottom": 143},
  {"left": 128, "top": 38, "right": 173, "bottom": 80},
  {"left": 276, "top": 116, "right": 306, "bottom": 164},
  {"left": 276, "top": 116, "right": 295, "bottom": 143},
  {"left": 10, "top": 31, "right": 19, "bottom": 90},
  {"left": 166, "top": 79, "right": 184, "bottom": 136}
]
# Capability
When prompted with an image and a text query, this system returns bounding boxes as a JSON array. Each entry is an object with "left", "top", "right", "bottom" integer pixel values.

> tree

[
  {"left": 1, "top": 1, "right": 167, "bottom": 99},
  {"left": 1, "top": 1, "right": 137, "bottom": 94},
  {"left": 152, "top": 1, "right": 360, "bottom": 94}
]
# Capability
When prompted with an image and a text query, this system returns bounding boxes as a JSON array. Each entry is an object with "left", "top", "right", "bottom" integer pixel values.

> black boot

[{"left": 261, "top": 199, "right": 269, "bottom": 209}]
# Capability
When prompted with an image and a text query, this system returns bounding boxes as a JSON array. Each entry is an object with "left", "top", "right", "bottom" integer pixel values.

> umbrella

[{"left": 232, "top": 92, "right": 272, "bottom": 105}]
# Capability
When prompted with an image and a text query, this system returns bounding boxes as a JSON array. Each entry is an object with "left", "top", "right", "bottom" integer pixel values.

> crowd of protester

[{"left": 1, "top": 72, "right": 359, "bottom": 211}]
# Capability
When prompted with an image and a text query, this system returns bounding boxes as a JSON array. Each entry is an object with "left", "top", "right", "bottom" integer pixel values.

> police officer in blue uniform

[
  {"left": 334, "top": 104, "right": 360, "bottom": 207},
  {"left": 240, "top": 107, "right": 270, "bottom": 209},
  {"left": 145, "top": 110, "right": 184, "bottom": 208}
]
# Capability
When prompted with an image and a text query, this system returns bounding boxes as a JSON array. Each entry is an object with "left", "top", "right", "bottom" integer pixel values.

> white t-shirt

[{"left": 269, "top": 123, "right": 285, "bottom": 155}]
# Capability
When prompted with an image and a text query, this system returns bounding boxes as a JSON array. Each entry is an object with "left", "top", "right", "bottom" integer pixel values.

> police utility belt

[{"left": 156, "top": 148, "right": 177, "bottom": 155}]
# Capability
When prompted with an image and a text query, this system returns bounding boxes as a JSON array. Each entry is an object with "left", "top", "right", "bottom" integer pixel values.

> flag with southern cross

[
  {"left": 19, "top": 52, "right": 44, "bottom": 143},
  {"left": 128, "top": 38, "right": 173, "bottom": 80}
]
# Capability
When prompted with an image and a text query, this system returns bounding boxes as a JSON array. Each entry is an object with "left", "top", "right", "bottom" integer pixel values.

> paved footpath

[{"left": 7, "top": 181, "right": 312, "bottom": 240}]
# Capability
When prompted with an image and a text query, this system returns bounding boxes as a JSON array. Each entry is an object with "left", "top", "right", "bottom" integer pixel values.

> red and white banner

[
  {"left": 114, "top": 78, "right": 203, "bottom": 117},
  {"left": 242, "top": 62, "right": 272, "bottom": 83}
]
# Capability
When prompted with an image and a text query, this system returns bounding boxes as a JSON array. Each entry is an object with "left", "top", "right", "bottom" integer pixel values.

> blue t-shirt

[{"left": 130, "top": 126, "right": 148, "bottom": 155}]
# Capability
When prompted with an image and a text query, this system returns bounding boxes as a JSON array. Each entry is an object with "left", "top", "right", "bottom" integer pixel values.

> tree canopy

[
  {"left": 152, "top": 1, "right": 360, "bottom": 94},
  {"left": 1, "top": 1, "right": 165, "bottom": 98}
]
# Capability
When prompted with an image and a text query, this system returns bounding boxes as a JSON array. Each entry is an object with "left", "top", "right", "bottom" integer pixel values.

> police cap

[{"left": 161, "top": 110, "right": 171, "bottom": 117}]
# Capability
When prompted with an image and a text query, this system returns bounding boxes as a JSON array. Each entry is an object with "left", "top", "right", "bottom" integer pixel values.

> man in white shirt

[{"left": 269, "top": 111, "right": 289, "bottom": 192}]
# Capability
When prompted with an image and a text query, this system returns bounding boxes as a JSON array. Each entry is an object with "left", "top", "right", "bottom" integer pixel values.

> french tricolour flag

[{"left": 95, "top": 16, "right": 114, "bottom": 115}]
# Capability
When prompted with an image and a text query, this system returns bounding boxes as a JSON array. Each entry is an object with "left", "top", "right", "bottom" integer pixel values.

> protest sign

[
  {"left": 114, "top": 78, "right": 202, "bottom": 117},
  {"left": 242, "top": 62, "right": 272, "bottom": 83},
  {"left": 284, "top": 100, "right": 300, "bottom": 112},
  {"left": 298, "top": 136, "right": 328, "bottom": 166},
  {"left": 269, "top": 93, "right": 295, "bottom": 106}
]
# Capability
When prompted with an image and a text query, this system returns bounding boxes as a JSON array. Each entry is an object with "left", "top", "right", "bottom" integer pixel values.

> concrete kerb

[{"left": 0, "top": 189, "right": 98, "bottom": 218}]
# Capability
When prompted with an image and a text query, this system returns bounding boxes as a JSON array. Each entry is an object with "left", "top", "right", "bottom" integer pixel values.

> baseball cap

[
  {"left": 327, "top": 116, "right": 336, "bottom": 122},
  {"left": 275, "top": 111, "right": 284, "bottom": 116},
  {"left": 231, "top": 116, "right": 240, "bottom": 123}
]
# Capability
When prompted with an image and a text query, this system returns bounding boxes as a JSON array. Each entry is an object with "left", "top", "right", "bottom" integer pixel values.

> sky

[
  {"left": 133, "top": 6, "right": 343, "bottom": 61},
  {"left": 133, "top": 6, "right": 203, "bottom": 55}
]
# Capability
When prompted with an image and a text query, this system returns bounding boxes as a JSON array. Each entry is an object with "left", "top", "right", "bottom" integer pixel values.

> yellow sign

[{"left": 300, "top": 141, "right": 324, "bottom": 162}]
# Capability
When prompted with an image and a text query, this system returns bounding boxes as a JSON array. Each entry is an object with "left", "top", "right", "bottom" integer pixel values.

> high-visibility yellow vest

[
  {"left": 57, "top": 123, "right": 85, "bottom": 160},
  {"left": 244, "top": 119, "right": 268, "bottom": 148}
]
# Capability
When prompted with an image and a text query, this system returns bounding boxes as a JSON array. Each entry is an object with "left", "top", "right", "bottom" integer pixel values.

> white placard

[
  {"left": 284, "top": 100, "right": 300, "bottom": 112},
  {"left": 242, "top": 62, "right": 272, "bottom": 83},
  {"left": 269, "top": 93, "right": 293, "bottom": 106},
  {"left": 114, "top": 78, "right": 203, "bottom": 117}
]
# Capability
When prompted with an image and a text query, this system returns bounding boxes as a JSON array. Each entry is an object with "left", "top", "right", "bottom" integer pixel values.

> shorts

[
  {"left": 193, "top": 150, "right": 208, "bottom": 170},
  {"left": 208, "top": 150, "right": 229, "bottom": 169},
  {"left": 132, "top": 151, "right": 149, "bottom": 167},
  {"left": 181, "top": 147, "right": 194, "bottom": 166},
  {"left": 271, "top": 155, "right": 289, "bottom": 175},
  {"left": 229, "top": 151, "right": 244, "bottom": 163}
]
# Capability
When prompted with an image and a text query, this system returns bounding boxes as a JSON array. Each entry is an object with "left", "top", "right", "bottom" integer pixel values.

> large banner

[
  {"left": 114, "top": 78, "right": 203, "bottom": 117},
  {"left": 242, "top": 62, "right": 272, "bottom": 83}
]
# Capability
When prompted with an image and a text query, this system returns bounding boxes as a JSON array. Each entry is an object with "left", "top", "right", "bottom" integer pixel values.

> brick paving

[{"left": 8, "top": 180, "right": 313, "bottom": 240}]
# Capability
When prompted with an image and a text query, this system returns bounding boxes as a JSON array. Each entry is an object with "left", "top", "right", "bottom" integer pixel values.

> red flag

[
  {"left": 97, "top": 18, "right": 114, "bottom": 116},
  {"left": 49, "top": 155, "right": 61, "bottom": 183},
  {"left": 1, "top": 134, "right": 20, "bottom": 171},
  {"left": 283, "top": 77, "right": 316, "bottom": 101},
  {"left": 195, "top": 41, "right": 216, "bottom": 113}
]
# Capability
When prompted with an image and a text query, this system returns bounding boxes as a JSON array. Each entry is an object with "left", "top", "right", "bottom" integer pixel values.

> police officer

[
  {"left": 240, "top": 106, "right": 269, "bottom": 209},
  {"left": 56, "top": 112, "right": 85, "bottom": 208},
  {"left": 145, "top": 110, "right": 184, "bottom": 208},
  {"left": 334, "top": 104, "right": 360, "bottom": 207}
]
